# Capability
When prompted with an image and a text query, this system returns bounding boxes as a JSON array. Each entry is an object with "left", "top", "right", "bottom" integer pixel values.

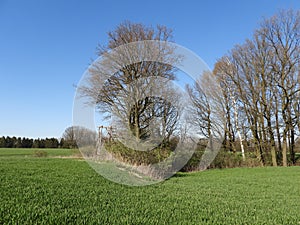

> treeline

[
  {"left": 78, "top": 10, "right": 300, "bottom": 170},
  {"left": 188, "top": 10, "right": 300, "bottom": 167},
  {"left": 0, "top": 136, "right": 77, "bottom": 149}
]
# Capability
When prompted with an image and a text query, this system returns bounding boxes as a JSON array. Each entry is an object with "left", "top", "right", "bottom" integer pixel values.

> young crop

[{"left": 1, "top": 149, "right": 300, "bottom": 224}]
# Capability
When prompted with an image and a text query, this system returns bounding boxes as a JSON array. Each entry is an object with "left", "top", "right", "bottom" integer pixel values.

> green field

[
  {"left": 0, "top": 148, "right": 80, "bottom": 158},
  {"left": 1, "top": 148, "right": 300, "bottom": 224}
]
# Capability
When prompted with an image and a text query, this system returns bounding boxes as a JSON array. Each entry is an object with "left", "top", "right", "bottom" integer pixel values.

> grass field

[{"left": 1, "top": 148, "right": 300, "bottom": 224}]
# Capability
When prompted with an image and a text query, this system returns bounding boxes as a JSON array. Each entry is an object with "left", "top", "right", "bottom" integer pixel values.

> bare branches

[
  {"left": 213, "top": 9, "right": 300, "bottom": 166},
  {"left": 79, "top": 22, "right": 182, "bottom": 146}
]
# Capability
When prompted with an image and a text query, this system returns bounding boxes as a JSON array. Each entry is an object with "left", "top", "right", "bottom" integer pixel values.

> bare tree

[
  {"left": 214, "top": 9, "right": 300, "bottom": 167},
  {"left": 186, "top": 76, "right": 212, "bottom": 139},
  {"left": 186, "top": 71, "right": 225, "bottom": 141},
  {"left": 79, "top": 22, "right": 182, "bottom": 147},
  {"left": 214, "top": 59, "right": 237, "bottom": 153},
  {"left": 62, "top": 126, "right": 96, "bottom": 148},
  {"left": 258, "top": 10, "right": 300, "bottom": 166}
]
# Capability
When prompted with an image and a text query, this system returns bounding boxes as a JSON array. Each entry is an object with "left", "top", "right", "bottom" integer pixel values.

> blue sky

[{"left": 0, "top": 0, "right": 299, "bottom": 138}]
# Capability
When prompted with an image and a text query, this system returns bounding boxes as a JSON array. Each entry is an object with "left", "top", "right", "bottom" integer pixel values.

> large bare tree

[{"left": 79, "top": 22, "right": 182, "bottom": 147}]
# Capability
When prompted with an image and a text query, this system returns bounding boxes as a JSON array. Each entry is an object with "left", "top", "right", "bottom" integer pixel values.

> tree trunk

[
  {"left": 271, "top": 146, "right": 277, "bottom": 167},
  {"left": 275, "top": 101, "right": 282, "bottom": 158},
  {"left": 134, "top": 107, "right": 140, "bottom": 140},
  {"left": 253, "top": 123, "right": 265, "bottom": 166},
  {"left": 266, "top": 116, "right": 277, "bottom": 167},
  {"left": 290, "top": 129, "right": 295, "bottom": 164},
  {"left": 282, "top": 133, "right": 288, "bottom": 167},
  {"left": 289, "top": 118, "right": 296, "bottom": 165}
]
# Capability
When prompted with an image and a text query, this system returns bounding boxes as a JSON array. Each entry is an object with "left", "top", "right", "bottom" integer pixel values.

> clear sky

[{"left": 0, "top": 0, "right": 299, "bottom": 139}]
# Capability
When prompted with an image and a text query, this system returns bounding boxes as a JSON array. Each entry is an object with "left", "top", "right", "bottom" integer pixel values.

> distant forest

[{"left": 0, "top": 136, "right": 76, "bottom": 149}]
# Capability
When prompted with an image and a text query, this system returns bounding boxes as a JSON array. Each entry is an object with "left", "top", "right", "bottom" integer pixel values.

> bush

[
  {"left": 33, "top": 150, "right": 48, "bottom": 157},
  {"left": 104, "top": 141, "right": 173, "bottom": 165},
  {"left": 180, "top": 148, "right": 204, "bottom": 172},
  {"left": 104, "top": 140, "right": 263, "bottom": 171},
  {"left": 181, "top": 147, "right": 262, "bottom": 172}
]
